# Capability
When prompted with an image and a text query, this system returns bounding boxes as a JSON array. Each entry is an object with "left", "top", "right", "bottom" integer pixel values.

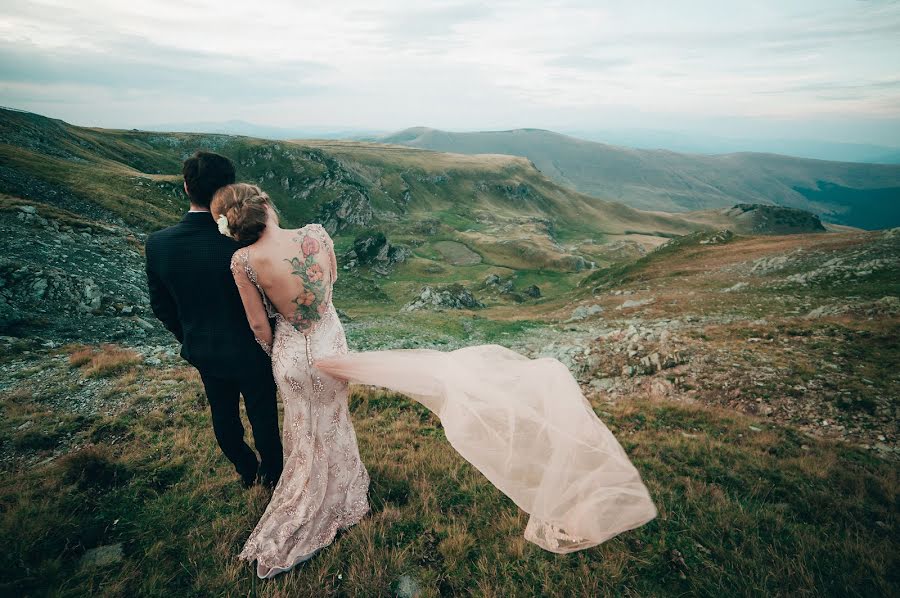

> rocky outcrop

[
  {"left": 698, "top": 229, "right": 734, "bottom": 245},
  {"left": 342, "top": 232, "right": 410, "bottom": 275},
  {"left": 524, "top": 284, "right": 542, "bottom": 298},
  {"left": 724, "top": 203, "right": 826, "bottom": 235},
  {"left": 402, "top": 285, "right": 484, "bottom": 311},
  {"left": 318, "top": 189, "right": 374, "bottom": 233},
  {"left": 743, "top": 227, "right": 899, "bottom": 288},
  {"left": 482, "top": 273, "right": 543, "bottom": 302},
  {"left": 237, "top": 144, "right": 376, "bottom": 233},
  {"left": 0, "top": 202, "right": 165, "bottom": 343}
]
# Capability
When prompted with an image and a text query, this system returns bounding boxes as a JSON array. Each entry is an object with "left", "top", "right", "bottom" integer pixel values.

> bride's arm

[
  {"left": 230, "top": 252, "right": 274, "bottom": 355},
  {"left": 324, "top": 227, "right": 337, "bottom": 281}
]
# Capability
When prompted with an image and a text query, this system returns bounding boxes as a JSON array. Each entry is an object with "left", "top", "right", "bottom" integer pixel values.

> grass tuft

[
  {"left": 72, "top": 345, "right": 142, "bottom": 378},
  {"left": 57, "top": 444, "right": 132, "bottom": 490}
]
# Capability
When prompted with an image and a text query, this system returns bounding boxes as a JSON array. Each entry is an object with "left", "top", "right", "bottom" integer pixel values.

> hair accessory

[{"left": 216, "top": 214, "right": 235, "bottom": 239}]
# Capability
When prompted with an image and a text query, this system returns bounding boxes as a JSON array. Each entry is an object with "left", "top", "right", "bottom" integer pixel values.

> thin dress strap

[{"left": 238, "top": 248, "right": 278, "bottom": 319}]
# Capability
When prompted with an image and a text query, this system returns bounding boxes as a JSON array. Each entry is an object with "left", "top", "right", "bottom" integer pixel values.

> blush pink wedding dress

[{"left": 232, "top": 223, "right": 657, "bottom": 579}]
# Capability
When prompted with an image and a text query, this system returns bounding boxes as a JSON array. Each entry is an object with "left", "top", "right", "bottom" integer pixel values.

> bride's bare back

[{"left": 230, "top": 223, "right": 338, "bottom": 351}]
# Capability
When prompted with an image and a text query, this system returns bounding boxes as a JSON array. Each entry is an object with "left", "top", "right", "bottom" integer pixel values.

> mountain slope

[
  {"left": 379, "top": 127, "right": 900, "bottom": 229},
  {"left": 0, "top": 108, "right": 732, "bottom": 277},
  {"left": 0, "top": 107, "right": 835, "bottom": 345}
]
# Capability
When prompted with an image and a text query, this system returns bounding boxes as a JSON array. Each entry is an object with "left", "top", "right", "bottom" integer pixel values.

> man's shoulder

[
  {"left": 147, "top": 221, "right": 182, "bottom": 241},
  {"left": 145, "top": 222, "right": 183, "bottom": 254},
  {"left": 148, "top": 223, "right": 243, "bottom": 261}
]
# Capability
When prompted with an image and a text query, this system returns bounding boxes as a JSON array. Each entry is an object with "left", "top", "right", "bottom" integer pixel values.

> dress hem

[{"left": 238, "top": 500, "right": 371, "bottom": 579}]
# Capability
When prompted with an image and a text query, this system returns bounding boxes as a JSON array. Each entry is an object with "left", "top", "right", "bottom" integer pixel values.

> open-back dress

[{"left": 231, "top": 222, "right": 657, "bottom": 579}]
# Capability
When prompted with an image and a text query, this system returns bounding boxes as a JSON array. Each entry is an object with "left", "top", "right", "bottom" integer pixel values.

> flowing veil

[{"left": 314, "top": 344, "right": 657, "bottom": 553}]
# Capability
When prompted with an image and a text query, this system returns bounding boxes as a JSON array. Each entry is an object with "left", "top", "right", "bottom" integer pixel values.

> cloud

[
  {"left": 0, "top": 0, "right": 897, "bottom": 144},
  {"left": 0, "top": 35, "right": 327, "bottom": 101},
  {"left": 545, "top": 55, "right": 631, "bottom": 71},
  {"left": 355, "top": 2, "right": 495, "bottom": 45}
]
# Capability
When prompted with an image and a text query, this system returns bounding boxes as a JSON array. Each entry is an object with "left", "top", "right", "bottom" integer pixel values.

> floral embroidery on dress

[{"left": 235, "top": 224, "right": 369, "bottom": 579}]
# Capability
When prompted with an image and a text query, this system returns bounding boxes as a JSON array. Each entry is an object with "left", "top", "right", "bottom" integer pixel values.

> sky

[{"left": 1, "top": 0, "right": 899, "bottom": 146}]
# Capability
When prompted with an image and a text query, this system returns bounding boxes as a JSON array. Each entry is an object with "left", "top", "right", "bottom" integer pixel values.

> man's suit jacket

[{"left": 145, "top": 211, "right": 271, "bottom": 378}]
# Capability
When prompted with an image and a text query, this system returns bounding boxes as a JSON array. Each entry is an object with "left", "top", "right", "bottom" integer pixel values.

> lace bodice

[{"left": 232, "top": 224, "right": 369, "bottom": 579}]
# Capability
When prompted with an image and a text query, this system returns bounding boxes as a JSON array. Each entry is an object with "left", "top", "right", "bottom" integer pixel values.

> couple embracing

[{"left": 145, "top": 151, "right": 656, "bottom": 580}]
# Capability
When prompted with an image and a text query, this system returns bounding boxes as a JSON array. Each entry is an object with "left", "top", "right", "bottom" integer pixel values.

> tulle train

[{"left": 314, "top": 344, "right": 656, "bottom": 553}]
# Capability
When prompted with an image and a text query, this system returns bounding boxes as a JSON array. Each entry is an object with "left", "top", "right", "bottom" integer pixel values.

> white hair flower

[{"left": 216, "top": 214, "right": 234, "bottom": 239}]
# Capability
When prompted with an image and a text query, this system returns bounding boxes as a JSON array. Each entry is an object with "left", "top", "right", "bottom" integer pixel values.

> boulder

[
  {"left": 617, "top": 298, "right": 655, "bottom": 310},
  {"left": 568, "top": 304, "right": 603, "bottom": 321},
  {"left": 403, "top": 285, "right": 484, "bottom": 311},
  {"left": 524, "top": 285, "right": 542, "bottom": 298},
  {"left": 80, "top": 543, "right": 123, "bottom": 569},
  {"left": 343, "top": 232, "right": 409, "bottom": 274}
]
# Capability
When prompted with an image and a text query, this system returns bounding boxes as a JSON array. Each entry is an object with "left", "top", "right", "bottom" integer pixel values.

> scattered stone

[
  {"left": 804, "top": 304, "right": 849, "bottom": 319},
  {"left": 133, "top": 317, "right": 155, "bottom": 331},
  {"left": 568, "top": 304, "right": 603, "bottom": 321},
  {"left": 874, "top": 296, "right": 899, "bottom": 313},
  {"left": 590, "top": 377, "right": 616, "bottom": 392},
  {"left": 617, "top": 298, "right": 655, "bottom": 310},
  {"left": 80, "top": 543, "right": 124, "bottom": 569},
  {"left": 395, "top": 574, "right": 421, "bottom": 598},
  {"left": 698, "top": 229, "right": 733, "bottom": 245},
  {"left": 722, "top": 282, "right": 748, "bottom": 293}
]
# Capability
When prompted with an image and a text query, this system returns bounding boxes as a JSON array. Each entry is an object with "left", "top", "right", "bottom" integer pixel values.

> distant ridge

[{"left": 379, "top": 127, "right": 900, "bottom": 229}]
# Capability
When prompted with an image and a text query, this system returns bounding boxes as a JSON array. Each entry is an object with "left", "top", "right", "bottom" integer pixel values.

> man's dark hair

[{"left": 182, "top": 151, "right": 236, "bottom": 208}]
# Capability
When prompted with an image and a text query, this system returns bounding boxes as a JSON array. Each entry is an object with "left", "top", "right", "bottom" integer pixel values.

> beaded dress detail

[
  {"left": 231, "top": 223, "right": 369, "bottom": 579},
  {"left": 231, "top": 223, "right": 656, "bottom": 576}
]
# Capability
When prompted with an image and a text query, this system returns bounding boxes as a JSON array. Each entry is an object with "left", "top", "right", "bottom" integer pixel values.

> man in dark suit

[{"left": 145, "top": 151, "right": 283, "bottom": 488}]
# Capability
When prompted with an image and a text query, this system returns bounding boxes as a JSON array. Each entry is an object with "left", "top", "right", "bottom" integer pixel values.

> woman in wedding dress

[{"left": 212, "top": 183, "right": 657, "bottom": 579}]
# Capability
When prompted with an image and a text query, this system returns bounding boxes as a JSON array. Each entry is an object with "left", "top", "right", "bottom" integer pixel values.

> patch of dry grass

[
  {"left": 70, "top": 344, "right": 142, "bottom": 378},
  {"left": 68, "top": 346, "right": 94, "bottom": 367}
]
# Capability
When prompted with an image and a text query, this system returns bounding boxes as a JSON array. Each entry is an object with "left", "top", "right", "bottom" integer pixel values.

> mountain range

[
  {"left": 379, "top": 127, "right": 900, "bottom": 229},
  {"left": 1, "top": 107, "right": 809, "bottom": 278}
]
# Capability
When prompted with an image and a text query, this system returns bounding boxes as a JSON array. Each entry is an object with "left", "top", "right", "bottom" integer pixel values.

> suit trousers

[{"left": 199, "top": 368, "right": 283, "bottom": 486}]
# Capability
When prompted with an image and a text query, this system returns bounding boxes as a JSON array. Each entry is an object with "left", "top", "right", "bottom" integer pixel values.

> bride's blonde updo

[{"left": 211, "top": 183, "right": 271, "bottom": 243}]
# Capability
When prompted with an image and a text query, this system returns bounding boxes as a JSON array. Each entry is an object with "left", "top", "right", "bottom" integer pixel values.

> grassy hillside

[
  {"left": 1, "top": 226, "right": 897, "bottom": 596},
  {"left": 380, "top": 127, "right": 900, "bottom": 229},
  {"left": 1, "top": 107, "right": 897, "bottom": 596}
]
